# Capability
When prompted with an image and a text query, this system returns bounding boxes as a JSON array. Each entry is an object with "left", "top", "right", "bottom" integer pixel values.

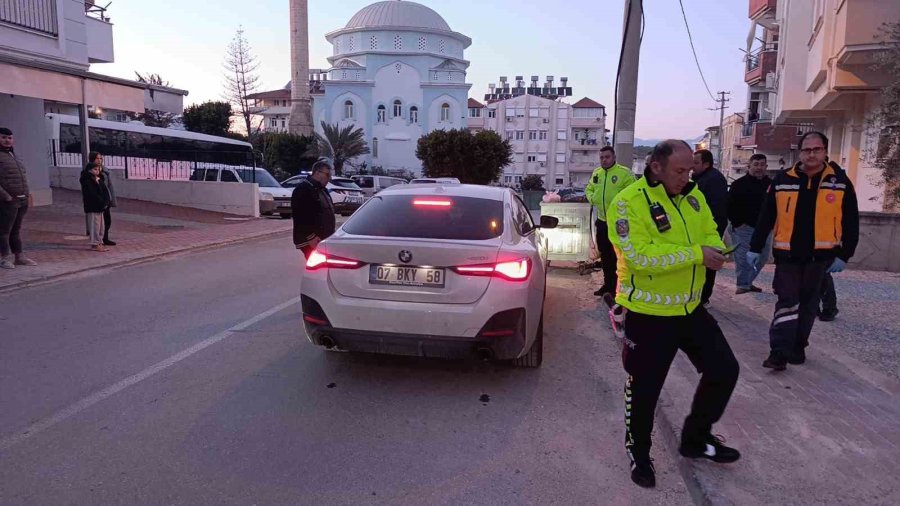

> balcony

[
  {"left": 738, "top": 122, "right": 799, "bottom": 152},
  {"left": 0, "top": 0, "right": 58, "bottom": 35},
  {"left": 749, "top": 0, "right": 776, "bottom": 20},
  {"left": 85, "top": 15, "right": 113, "bottom": 63},
  {"left": 570, "top": 139, "right": 603, "bottom": 150},
  {"left": 745, "top": 47, "right": 777, "bottom": 85}
]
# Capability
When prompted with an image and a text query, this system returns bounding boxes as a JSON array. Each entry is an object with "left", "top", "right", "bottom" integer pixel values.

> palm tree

[{"left": 306, "top": 121, "right": 370, "bottom": 176}]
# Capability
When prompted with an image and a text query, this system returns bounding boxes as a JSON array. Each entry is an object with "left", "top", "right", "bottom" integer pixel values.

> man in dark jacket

[
  {"left": 0, "top": 127, "right": 37, "bottom": 269},
  {"left": 292, "top": 158, "right": 336, "bottom": 259},
  {"left": 748, "top": 132, "right": 859, "bottom": 370},
  {"left": 727, "top": 153, "right": 772, "bottom": 294},
  {"left": 692, "top": 149, "right": 728, "bottom": 305}
]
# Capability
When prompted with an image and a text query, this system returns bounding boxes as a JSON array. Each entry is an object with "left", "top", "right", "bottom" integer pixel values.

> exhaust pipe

[
  {"left": 320, "top": 336, "right": 336, "bottom": 349},
  {"left": 476, "top": 347, "right": 494, "bottom": 361}
]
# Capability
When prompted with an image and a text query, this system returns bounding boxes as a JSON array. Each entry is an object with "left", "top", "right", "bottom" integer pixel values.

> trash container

[{"left": 539, "top": 202, "right": 594, "bottom": 263}]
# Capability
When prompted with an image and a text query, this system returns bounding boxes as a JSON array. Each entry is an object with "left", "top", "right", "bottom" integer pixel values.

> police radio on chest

[{"left": 650, "top": 203, "right": 671, "bottom": 232}]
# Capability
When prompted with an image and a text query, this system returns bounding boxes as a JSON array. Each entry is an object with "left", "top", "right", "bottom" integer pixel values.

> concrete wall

[
  {"left": 0, "top": 94, "right": 53, "bottom": 206},
  {"left": 851, "top": 212, "right": 900, "bottom": 273},
  {"left": 50, "top": 167, "right": 260, "bottom": 216}
]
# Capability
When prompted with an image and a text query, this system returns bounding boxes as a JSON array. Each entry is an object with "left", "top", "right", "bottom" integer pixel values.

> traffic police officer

[
  {"left": 607, "top": 140, "right": 740, "bottom": 488},
  {"left": 585, "top": 146, "right": 635, "bottom": 301}
]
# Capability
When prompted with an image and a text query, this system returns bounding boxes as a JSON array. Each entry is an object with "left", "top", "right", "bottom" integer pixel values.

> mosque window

[
  {"left": 439, "top": 39, "right": 446, "bottom": 53},
  {"left": 395, "top": 63, "right": 402, "bottom": 73},
  {"left": 393, "top": 100, "right": 402, "bottom": 118},
  {"left": 418, "top": 36, "right": 427, "bottom": 51},
  {"left": 341, "top": 70, "right": 347, "bottom": 80},
  {"left": 348, "top": 36, "right": 355, "bottom": 52},
  {"left": 335, "top": 39, "right": 341, "bottom": 54},
  {"left": 410, "top": 106, "right": 418, "bottom": 123},
  {"left": 373, "top": 138, "right": 379, "bottom": 158},
  {"left": 370, "top": 35, "right": 378, "bottom": 49},
  {"left": 377, "top": 105, "right": 386, "bottom": 123},
  {"left": 441, "top": 103, "right": 451, "bottom": 122},
  {"left": 394, "top": 34, "right": 402, "bottom": 50},
  {"left": 344, "top": 100, "right": 354, "bottom": 119}
]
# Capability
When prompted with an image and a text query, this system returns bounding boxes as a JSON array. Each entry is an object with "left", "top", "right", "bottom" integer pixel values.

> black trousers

[
  {"left": 103, "top": 207, "right": 112, "bottom": 242},
  {"left": 770, "top": 261, "right": 828, "bottom": 357},
  {"left": 595, "top": 219, "right": 618, "bottom": 293},
  {"left": 622, "top": 307, "right": 739, "bottom": 459},
  {"left": 820, "top": 272, "right": 837, "bottom": 314},
  {"left": 0, "top": 199, "right": 28, "bottom": 257}
]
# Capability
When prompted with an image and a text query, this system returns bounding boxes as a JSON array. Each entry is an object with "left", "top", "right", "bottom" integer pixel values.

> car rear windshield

[
  {"left": 343, "top": 195, "right": 504, "bottom": 240},
  {"left": 332, "top": 179, "right": 362, "bottom": 190}
]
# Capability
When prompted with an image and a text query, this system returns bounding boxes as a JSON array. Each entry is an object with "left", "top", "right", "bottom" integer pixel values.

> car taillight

[
  {"left": 306, "top": 250, "right": 364, "bottom": 270},
  {"left": 453, "top": 258, "right": 530, "bottom": 281},
  {"left": 413, "top": 199, "right": 452, "bottom": 208}
]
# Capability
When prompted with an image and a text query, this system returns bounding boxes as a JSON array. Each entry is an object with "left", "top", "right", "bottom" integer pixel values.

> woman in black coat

[{"left": 80, "top": 163, "right": 110, "bottom": 251}]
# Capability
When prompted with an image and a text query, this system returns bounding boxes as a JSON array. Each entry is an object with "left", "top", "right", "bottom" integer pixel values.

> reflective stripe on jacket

[
  {"left": 585, "top": 163, "right": 635, "bottom": 221},
  {"left": 607, "top": 175, "right": 725, "bottom": 317}
]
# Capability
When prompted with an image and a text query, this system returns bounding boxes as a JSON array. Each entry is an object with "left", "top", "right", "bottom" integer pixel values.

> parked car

[
  {"left": 282, "top": 175, "right": 366, "bottom": 216},
  {"left": 300, "top": 184, "right": 559, "bottom": 367},
  {"left": 556, "top": 187, "right": 588, "bottom": 203},
  {"left": 351, "top": 175, "right": 407, "bottom": 199},
  {"left": 409, "top": 177, "right": 461, "bottom": 184},
  {"left": 189, "top": 167, "right": 293, "bottom": 218}
]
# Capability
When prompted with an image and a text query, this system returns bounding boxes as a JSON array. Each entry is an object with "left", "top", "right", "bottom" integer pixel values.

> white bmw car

[{"left": 300, "top": 184, "right": 558, "bottom": 367}]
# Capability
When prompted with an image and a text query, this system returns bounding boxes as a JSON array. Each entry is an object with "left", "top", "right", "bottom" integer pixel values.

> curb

[{"left": 0, "top": 228, "right": 292, "bottom": 295}]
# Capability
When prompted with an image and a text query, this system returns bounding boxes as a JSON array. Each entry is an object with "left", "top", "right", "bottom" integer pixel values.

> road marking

[{"left": 0, "top": 295, "right": 303, "bottom": 452}]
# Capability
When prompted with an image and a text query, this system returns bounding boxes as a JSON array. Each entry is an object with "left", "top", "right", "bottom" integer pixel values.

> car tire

[{"left": 513, "top": 315, "right": 543, "bottom": 368}]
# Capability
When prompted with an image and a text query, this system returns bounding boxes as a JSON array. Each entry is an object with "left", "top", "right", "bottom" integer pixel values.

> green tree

[
  {"left": 222, "top": 27, "right": 261, "bottom": 141},
  {"left": 416, "top": 129, "right": 512, "bottom": 184},
  {"left": 182, "top": 101, "right": 232, "bottom": 137},
  {"left": 870, "top": 21, "right": 900, "bottom": 208},
  {"left": 521, "top": 174, "right": 545, "bottom": 191},
  {"left": 253, "top": 132, "right": 317, "bottom": 179},
  {"left": 306, "top": 121, "right": 370, "bottom": 176}
]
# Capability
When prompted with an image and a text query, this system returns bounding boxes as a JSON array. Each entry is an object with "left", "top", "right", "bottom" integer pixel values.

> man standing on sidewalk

[
  {"left": 691, "top": 149, "right": 728, "bottom": 305},
  {"left": 0, "top": 128, "right": 37, "bottom": 269},
  {"left": 748, "top": 131, "right": 859, "bottom": 370},
  {"left": 727, "top": 154, "right": 772, "bottom": 294},
  {"left": 609, "top": 140, "right": 740, "bottom": 488},
  {"left": 292, "top": 158, "right": 336, "bottom": 259},
  {"left": 585, "top": 146, "right": 635, "bottom": 302}
]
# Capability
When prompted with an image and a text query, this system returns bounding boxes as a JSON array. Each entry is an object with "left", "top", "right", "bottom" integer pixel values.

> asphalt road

[{"left": 0, "top": 236, "right": 690, "bottom": 505}]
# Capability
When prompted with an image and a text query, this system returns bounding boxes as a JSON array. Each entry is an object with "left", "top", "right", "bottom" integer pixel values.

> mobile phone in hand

[{"left": 720, "top": 244, "right": 739, "bottom": 255}]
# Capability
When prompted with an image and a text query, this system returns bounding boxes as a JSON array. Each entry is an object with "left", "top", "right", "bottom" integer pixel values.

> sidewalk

[
  {"left": 0, "top": 189, "right": 293, "bottom": 293},
  {"left": 589, "top": 265, "right": 900, "bottom": 504}
]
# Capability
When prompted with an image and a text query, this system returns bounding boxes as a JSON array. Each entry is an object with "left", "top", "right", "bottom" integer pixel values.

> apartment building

[
  {"left": 762, "top": 0, "right": 900, "bottom": 211},
  {"left": 0, "top": 0, "right": 185, "bottom": 205},
  {"left": 247, "top": 72, "right": 326, "bottom": 133},
  {"left": 467, "top": 77, "right": 606, "bottom": 188}
]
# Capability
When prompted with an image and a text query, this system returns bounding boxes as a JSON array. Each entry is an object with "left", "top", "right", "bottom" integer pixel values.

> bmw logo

[{"left": 399, "top": 250, "right": 413, "bottom": 263}]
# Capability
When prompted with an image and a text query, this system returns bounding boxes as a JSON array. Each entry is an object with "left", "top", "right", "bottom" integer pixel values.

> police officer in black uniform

[{"left": 291, "top": 158, "right": 336, "bottom": 259}]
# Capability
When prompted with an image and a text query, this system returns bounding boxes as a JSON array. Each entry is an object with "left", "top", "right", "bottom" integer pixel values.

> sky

[{"left": 94, "top": 0, "right": 751, "bottom": 140}]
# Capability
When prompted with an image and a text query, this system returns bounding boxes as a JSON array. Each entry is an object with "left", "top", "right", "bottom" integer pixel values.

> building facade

[
  {"left": 309, "top": 0, "right": 472, "bottom": 175},
  {"left": 467, "top": 91, "right": 606, "bottom": 189},
  {"left": 720, "top": 113, "right": 754, "bottom": 179},
  {"left": 758, "top": 0, "right": 900, "bottom": 211}
]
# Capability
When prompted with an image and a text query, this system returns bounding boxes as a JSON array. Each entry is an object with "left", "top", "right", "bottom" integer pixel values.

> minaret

[{"left": 288, "top": 0, "right": 313, "bottom": 136}]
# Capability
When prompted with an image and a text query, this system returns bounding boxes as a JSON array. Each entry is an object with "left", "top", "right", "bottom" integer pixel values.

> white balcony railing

[{"left": 0, "top": 0, "right": 58, "bottom": 35}]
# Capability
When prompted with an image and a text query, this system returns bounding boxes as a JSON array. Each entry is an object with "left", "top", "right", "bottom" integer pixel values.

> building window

[
  {"left": 529, "top": 108, "right": 540, "bottom": 118},
  {"left": 418, "top": 36, "right": 427, "bottom": 51},
  {"left": 469, "top": 108, "right": 481, "bottom": 118},
  {"left": 341, "top": 70, "right": 347, "bottom": 80},
  {"left": 270, "top": 119, "right": 277, "bottom": 128},
  {"left": 348, "top": 36, "right": 355, "bottom": 52},
  {"left": 335, "top": 39, "right": 341, "bottom": 54},
  {"left": 410, "top": 106, "right": 419, "bottom": 123},
  {"left": 487, "top": 109, "right": 496, "bottom": 118},
  {"left": 506, "top": 131, "right": 514, "bottom": 141},
  {"left": 370, "top": 35, "right": 378, "bottom": 49},
  {"left": 439, "top": 39, "right": 446, "bottom": 53},
  {"left": 344, "top": 100, "right": 354, "bottom": 119},
  {"left": 393, "top": 100, "right": 402, "bottom": 118},
  {"left": 394, "top": 34, "right": 403, "bottom": 50},
  {"left": 539, "top": 131, "right": 548, "bottom": 140},
  {"left": 373, "top": 137, "right": 379, "bottom": 158},
  {"left": 516, "top": 131, "right": 525, "bottom": 140},
  {"left": 377, "top": 105, "right": 386, "bottom": 123},
  {"left": 447, "top": 72, "right": 453, "bottom": 82},
  {"left": 555, "top": 178, "right": 564, "bottom": 185},
  {"left": 515, "top": 109, "right": 525, "bottom": 118},
  {"left": 556, "top": 153, "right": 566, "bottom": 163},
  {"left": 281, "top": 118, "right": 286, "bottom": 129},
  {"left": 527, "top": 155, "right": 537, "bottom": 162},
  {"left": 529, "top": 130, "right": 537, "bottom": 140},
  {"left": 557, "top": 130, "right": 567, "bottom": 140},
  {"left": 440, "top": 103, "right": 451, "bottom": 121}
]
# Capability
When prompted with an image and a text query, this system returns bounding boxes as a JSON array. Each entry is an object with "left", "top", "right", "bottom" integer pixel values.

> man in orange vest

[{"left": 748, "top": 131, "right": 859, "bottom": 370}]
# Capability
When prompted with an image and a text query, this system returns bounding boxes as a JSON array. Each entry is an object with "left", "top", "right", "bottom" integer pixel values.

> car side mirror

[{"left": 539, "top": 215, "right": 559, "bottom": 229}]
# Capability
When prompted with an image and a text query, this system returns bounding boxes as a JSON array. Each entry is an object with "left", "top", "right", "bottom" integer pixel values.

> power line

[{"left": 677, "top": 0, "right": 716, "bottom": 102}]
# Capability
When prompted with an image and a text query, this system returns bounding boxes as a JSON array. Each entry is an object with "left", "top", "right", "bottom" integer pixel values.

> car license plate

[{"left": 369, "top": 265, "right": 445, "bottom": 288}]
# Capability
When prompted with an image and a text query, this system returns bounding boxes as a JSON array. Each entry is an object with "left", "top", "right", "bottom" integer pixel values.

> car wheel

[
  {"left": 513, "top": 314, "right": 543, "bottom": 368},
  {"left": 280, "top": 213, "right": 291, "bottom": 219}
]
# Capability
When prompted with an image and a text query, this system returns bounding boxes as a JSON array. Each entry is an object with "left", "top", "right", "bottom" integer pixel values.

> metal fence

[
  {"left": 54, "top": 152, "right": 254, "bottom": 181},
  {"left": 0, "top": 0, "right": 58, "bottom": 35}
]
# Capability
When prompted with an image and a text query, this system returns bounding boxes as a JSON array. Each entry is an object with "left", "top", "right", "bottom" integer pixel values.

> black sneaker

[
  {"left": 680, "top": 434, "right": 741, "bottom": 464},
  {"left": 763, "top": 352, "right": 787, "bottom": 371},
  {"left": 630, "top": 456, "right": 656, "bottom": 488},
  {"left": 749, "top": 285, "right": 763, "bottom": 293},
  {"left": 818, "top": 309, "right": 838, "bottom": 322},
  {"left": 787, "top": 351, "right": 806, "bottom": 365}
]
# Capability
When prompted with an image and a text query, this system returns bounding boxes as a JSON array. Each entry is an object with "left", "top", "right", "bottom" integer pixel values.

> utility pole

[
  {"left": 710, "top": 91, "right": 731, "bottom": 168},
  {"left": 613, "top": 0, "right": 643, "bottom": 166}
]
